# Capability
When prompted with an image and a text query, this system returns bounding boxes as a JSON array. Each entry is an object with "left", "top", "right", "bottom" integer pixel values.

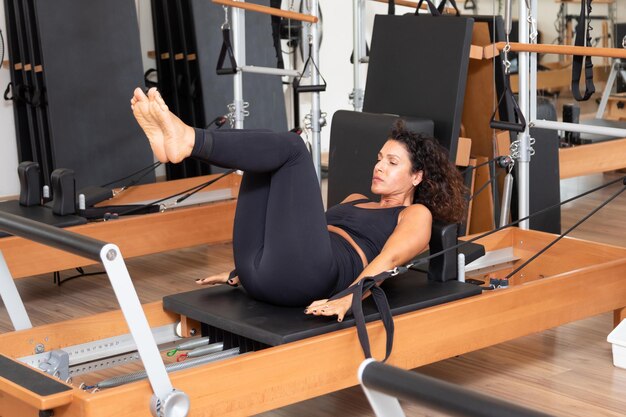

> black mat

[
  {"left": 362, "top": 14, "right": 474, "bottom": 161},
  {"left": 33, "top": 0, "right": 155, "bottom": 190},
  {"left": 327, "top": 111, "right": 434, "bottom": 207},
  {"left": 0, "top": 200, "right": 86, "bottom": 238},
  {"left": 0, "top": 354, "right": 72, "bottom": 396},
  {"left": 163, "top": 269, "right": 481, "bottom": 346}
]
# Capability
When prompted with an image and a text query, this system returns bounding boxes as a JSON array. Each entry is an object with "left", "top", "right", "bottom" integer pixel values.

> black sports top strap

[
  {"left": 216, "top": 27, "right": 237, "bottom": 75},
  {"left": 415, "top": 0, "right": 441, "bottom": 16},
  {"left": 571, "top": 0, "right": 595, "bottom": 101}
]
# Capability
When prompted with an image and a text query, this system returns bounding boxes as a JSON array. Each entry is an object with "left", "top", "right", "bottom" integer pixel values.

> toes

[{"left": 133, "top": 87, "right": 148, "bottom": 102}]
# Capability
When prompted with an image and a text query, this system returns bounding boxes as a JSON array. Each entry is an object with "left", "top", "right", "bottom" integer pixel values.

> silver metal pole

[
  {"left": 529, "top": 0, "right": 538, "bottom": 123},
  {"left": 531, "top": 119, "right": 626, "bottom": 137},
  {"left": 517, "top": 0, "right": 530, "bottom": 230},
  {"left": 101, "top": 244, "right": 189, "bottom": 417},
  {"left": 239, "top": 65, "right": 300, "bottom": 77},
  {"left": 0, "top": 250, "right": 32, "bottom": 331},
  {"left": 596, "top": 60, "right": 620, "bottom": 119},
  {"left": 232, "top": 3, "right": 245, "bottom": 129},
  {"left": 352, "top": 0, "right": 365, "bottom": 112},
  {"left": 309, "top": 0, "right": 322, "bottom": 181}
]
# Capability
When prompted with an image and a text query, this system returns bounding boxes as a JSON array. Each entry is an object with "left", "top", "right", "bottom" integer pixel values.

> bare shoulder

[
  {"left": 341, "top": 193, "right": 368, "bottom": 203},
  {"left": 398, "top": 204, "right": 432, "bottom": 224}
]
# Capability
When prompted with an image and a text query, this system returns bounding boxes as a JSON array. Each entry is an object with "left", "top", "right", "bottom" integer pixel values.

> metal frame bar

[
  {"left": 0, "top": 250, "right": 32, "bottom": 331},
  {"left": 0, "top": 212, "right": 186, "bottom": 417},
  {"left": 239, "top": 65, "right": 300, "bottom": 77},
  {"left": 532, "top": 119, "right": 626, "bottom": 138},
  {"left": 596, "top": 59, "right": 621, "bottom": 119},
  {"left": 352, "top": 0, "right": 365, "bottom": 112}
]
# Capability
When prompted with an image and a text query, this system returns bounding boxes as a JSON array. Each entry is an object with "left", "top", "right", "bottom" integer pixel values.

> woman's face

[{"left": 371, "top": 139, "right": 422, "bottom": 196}]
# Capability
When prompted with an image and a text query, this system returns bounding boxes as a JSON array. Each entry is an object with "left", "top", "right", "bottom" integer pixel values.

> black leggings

[{"left": 192, "top": 129, "right": 339, "bottom": 306}]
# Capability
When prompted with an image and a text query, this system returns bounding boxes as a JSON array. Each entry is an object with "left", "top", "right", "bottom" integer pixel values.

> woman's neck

[{"left": 379, "top": 193, "right": 413, "bottom": 207}]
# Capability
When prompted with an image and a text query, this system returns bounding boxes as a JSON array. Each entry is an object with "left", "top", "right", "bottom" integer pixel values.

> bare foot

[
  {"left": 195, "top": 272, "right": 240, "bottom": 287},
  {"left": 131, "top": 87, "right": 168, "bottom": 162},
  {"left": 147, "top": 89, "right": 196, "bottom": 164}
]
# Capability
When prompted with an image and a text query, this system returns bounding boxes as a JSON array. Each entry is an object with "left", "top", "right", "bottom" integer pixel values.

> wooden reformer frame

[
  {"left": 1, "top": 226, "right": 626, "bottom": 416},
  {"left": 0, "top": 173, "right": 241, "bottom": 279}
]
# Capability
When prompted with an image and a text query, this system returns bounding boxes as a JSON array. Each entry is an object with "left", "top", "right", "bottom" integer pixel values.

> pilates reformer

[{"left": 2, "top": 190, "right": 626, "bottom": 416}]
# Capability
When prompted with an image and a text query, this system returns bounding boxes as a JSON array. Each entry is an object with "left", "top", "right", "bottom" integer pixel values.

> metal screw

[
  {"left": 189, "top": 328, "right": 197, "bottom": 336},
  {"left": 35, "top": 343, "right": 45, "bottom": 354},
  {"left": 106, "top": 249, "right": 117, "bottom": 261}
]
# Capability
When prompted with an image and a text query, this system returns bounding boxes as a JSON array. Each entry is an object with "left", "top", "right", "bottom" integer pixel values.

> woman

[{"left": 130, "top": 87, "right": 466, "bottom": 322}]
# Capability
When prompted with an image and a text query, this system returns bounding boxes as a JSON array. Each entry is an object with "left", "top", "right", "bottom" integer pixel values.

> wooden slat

[
  {"left": 0, "top": 200, "right": 236, "bottom": 279},
  {"left": 212, "top": 0, "right": 318, "bottom": 23},
  {"left": 490, "top": 42, "right": 626, "bottom": 59},
  {"left": 508, "top": 64, "right": 609, "bottom": 93},
  {"left": 0, "top": 302, "right": 175, "bottom": 357},
  {"left": 455, "top": 137, "right": 471, "bottom": 167},
  {"left": 559, "top": 138, "right": 626, "bottom": 178},
  {"left": 46, "top": 229, "right": 626, "bottom": 417}
]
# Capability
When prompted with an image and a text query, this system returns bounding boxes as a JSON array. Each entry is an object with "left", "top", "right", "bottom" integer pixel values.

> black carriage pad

[
  {"left": 163, "top": 269, "right": 481, "bottom": 347},
  {"left": 0, "top": 200, "right": 86, "bottom": 238},
  {"left": 362, "top": 14, "right": 474, "bottom": 161},
  {"left": 0, "top": 354, "right": 72, "bottom": 396},
  {"left": 327, "top": 111, "right": 434, "bottom": 207},
  {"left": 33, "top": 0, "right": 155, "bottom": 190}
]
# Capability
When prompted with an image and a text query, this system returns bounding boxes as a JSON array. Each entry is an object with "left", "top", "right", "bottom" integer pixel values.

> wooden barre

[
  {"left": 371, "top": 0, "right": 458, "bottom": 15},
  {"left": 212, "top": 0, "right": 318, "bottom": 24},
  {"left": 488, "top": 42, "right": 626, "bottom": 59}
]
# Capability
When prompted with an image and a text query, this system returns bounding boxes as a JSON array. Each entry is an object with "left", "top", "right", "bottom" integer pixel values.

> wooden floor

[{"left": 0, "top": 172, "right": 625, "bottom": 416}]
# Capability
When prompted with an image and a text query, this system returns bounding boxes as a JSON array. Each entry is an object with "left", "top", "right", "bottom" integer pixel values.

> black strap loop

[
  {"left": 437, "top": 0, "right": 461, "bottom": 16},
  {"left": 415, "top": 0, "right": 441, "bottom": 16},
  {"left": 4, "top": 82, "right": 13, "bottom": 101},
  {"left": 571, "top": 0, "right": 595, "bottom": 101},
  {"left": 490, "top": 75, "right": 526, "bottom": 133},
  {"left": 388, "top": 0, "right": 395, "bottom": 15},
  {"left": 144, "top": 68, "right": 158, "bottom": 89},
  {"left": 293, "top": 43, "right": 327, "bottom": 94},
  {"left": 216, "top": 28, "right": 238, "bottom": 75}
]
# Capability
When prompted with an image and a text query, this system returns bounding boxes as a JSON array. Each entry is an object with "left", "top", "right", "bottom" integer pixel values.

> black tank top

[{"left": 325, "top": 198, "right": 406, "bottom": 263}]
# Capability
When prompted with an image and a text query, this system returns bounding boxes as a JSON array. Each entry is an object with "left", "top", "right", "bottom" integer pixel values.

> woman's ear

[{"left": 412, "top": 171, "right": 423, "bottom": 187}]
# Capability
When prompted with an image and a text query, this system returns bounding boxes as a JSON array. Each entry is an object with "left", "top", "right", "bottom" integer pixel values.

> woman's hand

[
  {"left": 304, "top": 294, "right": 353, "bottom": 322},
  {"left": 195, "top": 271, "right": 239, "bottom": 287}
]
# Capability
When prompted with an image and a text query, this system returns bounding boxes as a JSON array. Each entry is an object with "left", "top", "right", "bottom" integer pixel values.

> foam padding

[
  {"left": 0, "top": 200, "right": 86, "bottom": 238},
  {"left": 163, "top": 269, "right": 481, "bottom": 346},
  {"left": 0, "top": 355, "right": 72, "bottom": 396},
  {"left": 363, "top": 14, "right": 474, "bottom": 160},
  {"left": 33, "top": 0, "right": 155, "bottom": 189}
]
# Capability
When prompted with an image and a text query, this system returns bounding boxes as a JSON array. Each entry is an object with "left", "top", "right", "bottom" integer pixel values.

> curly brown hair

[{"left": 389, "top": 121, "right": 467, "bottom": 223}]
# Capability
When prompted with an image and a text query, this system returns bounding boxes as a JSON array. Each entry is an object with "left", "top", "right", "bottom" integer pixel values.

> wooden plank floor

[{"left": 0, "top": 172, "right": 625, "bottom": 416}]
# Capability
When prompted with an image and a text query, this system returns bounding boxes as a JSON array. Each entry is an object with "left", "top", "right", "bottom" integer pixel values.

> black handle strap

[
  {"left": 415, "top": 0, "right": 441, "bottom": 16},
  {"left": 3, "top": 82, "right": 13, "bottom": 101},
  {"left": 571, "top": 0, "right": 595, "bottom": 101},
  {"left": 437, "top": 0, "right": 460, "bottom": 16},
  {"left": 216, "top": 28, "right": 238, "bottom": 75},
  {"left": 388, "top": 0, "right": 395, "bottom": 15},
  {"left": 329, "top": 267, "right": 409, "bottom": 362},
  {"left": 293, "top": 44, "right": 327, "bottom": 94},
  {"left": 490, "top": 75, "right": 526, "bottom": 133},
  {"left": 144, "top": 68, "right": 158, "bottom": 89}
]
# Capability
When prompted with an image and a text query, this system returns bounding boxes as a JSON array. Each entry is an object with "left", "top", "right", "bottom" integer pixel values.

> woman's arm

[{"left": 305, "top": 204, "right": 432, "bottom": 321}]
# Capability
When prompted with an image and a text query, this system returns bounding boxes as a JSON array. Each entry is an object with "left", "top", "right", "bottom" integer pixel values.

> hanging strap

[
  {"left": 144, "top": 68, "right": 158, "bottom": 89},
  {"left": 437, "top": 0, "right": 461, "bottom": 16},
  {"left": 571, "top": 0, "right": 595, "bottom": 101},
  {"left": 490, "top": 75, "right": 526, "bottom": 132},
  {"left": 415, "top": 0, "right": 441, "bottom": 16},
  {"left": 293, "top": 42, "right": 327, "bottom": 93},
  {"left": 388, "top": 0, "right": 395, "bottom": 15},
  {"left": 216, "top": 27, "right": 238, "bottom": 75},
  {"left": 328, "top": 267, "right": 409, "bottom": 361},
  {"left": 3, "top": 82, "right": 13, "bottom": 101},
  {"left": 270, "top": 0, "right": 285, "bottom": 69}
]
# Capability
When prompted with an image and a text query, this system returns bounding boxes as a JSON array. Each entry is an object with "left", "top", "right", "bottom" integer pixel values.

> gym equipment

[{"left": 362, "top": 13, "right": 474, "bottom": 161}]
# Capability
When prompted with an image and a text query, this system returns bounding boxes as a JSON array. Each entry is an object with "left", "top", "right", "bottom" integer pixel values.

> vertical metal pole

[
  {"left": 517, "top": 0, "right": 530, "bottom": 230},
  {"left": 309, "top": 0, "right": 322, "bottom": 182},
  {"left": 529, "top": 0, "right": 538, "bottom": 123},
  {"left": 0, "top": 250, "right": 32, "bottom": 331},
  {"left": 352, "top": 0, "right": 365, "bottom": 112},
  {"left": 231, "top": 2, "right": 245, "bottom": 129}
]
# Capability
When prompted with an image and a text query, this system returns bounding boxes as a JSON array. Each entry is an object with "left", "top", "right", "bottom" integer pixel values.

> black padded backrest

[
  {"left": 34, "top": 0, "right": 155, "bottom": 190},
  {"left": 328, "top": 110, "right": 434, "bottom": 207},
  {"left": 363, "top": 14, "right": 474, "bottom": 161}
]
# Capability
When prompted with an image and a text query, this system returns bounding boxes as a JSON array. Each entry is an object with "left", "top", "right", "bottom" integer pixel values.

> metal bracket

[
  {"left": 0, "top": 249, "right": 32, "bottom": 330},
  {"left": 38, "top": 349, "right": 70, "bottom": 381}
]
